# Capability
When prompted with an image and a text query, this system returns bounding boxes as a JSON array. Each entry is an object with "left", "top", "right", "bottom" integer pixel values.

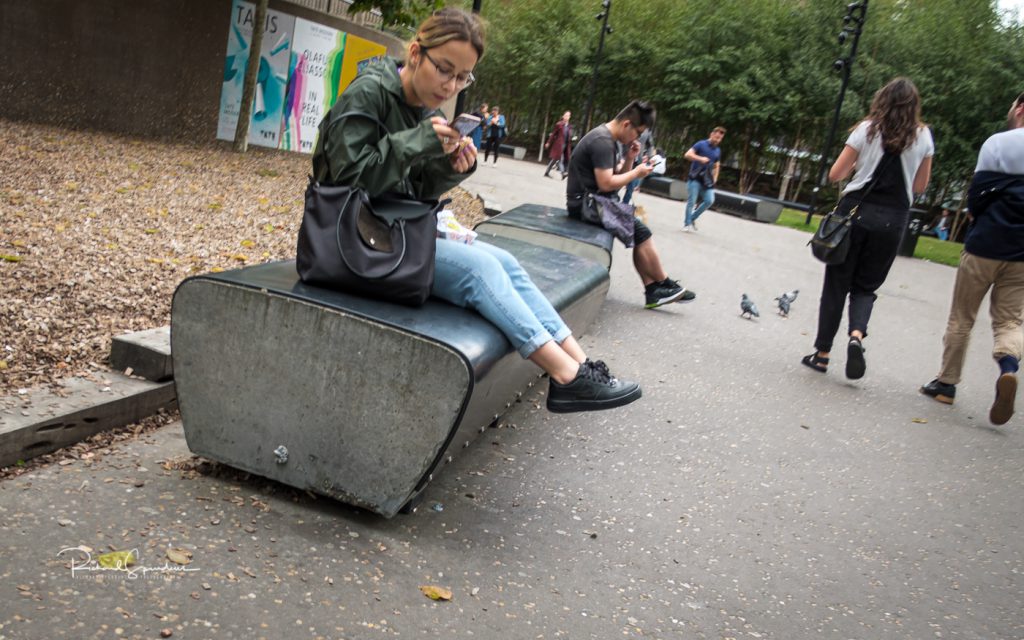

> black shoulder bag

[
  {"left": 809, "top": 153, "right": 894, "bottom": 265},
  {"left": 296, "top": 111, "right": 442, "bottom": 306}
]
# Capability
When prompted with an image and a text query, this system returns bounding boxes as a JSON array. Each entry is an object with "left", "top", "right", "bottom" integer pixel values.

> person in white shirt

[{"left": 801, "top": 77, "right": 934, "bottom": 380}]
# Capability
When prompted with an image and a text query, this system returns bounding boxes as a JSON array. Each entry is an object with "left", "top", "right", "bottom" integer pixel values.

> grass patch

[
  {"left": 776, "top": 208, "right": 821, "bottom": 233},
  {"left": 774, "top": 208, "right": 962, "bottom": 267},
  {"left": 914, "top": 235, "right": 962, "bottom": 267}
]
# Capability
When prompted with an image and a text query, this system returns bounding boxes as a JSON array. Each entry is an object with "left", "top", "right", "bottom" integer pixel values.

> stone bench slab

[{"left": 170, "top": 236, "right": 608, "bottom": 517}]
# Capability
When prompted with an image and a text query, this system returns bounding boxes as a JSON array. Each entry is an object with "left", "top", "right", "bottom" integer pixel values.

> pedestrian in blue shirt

[
  {"left": 683, "top": 126, "right": 726, "bottom": 231},
  {"left": 469, "top": 101, "right": 488, "bottom": 151},
  {"left": 482, "top": 105, "right": 507, "bottom": 164}
]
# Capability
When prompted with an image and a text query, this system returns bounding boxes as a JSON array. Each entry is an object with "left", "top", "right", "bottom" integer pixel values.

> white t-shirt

[
  {"left": 840, "top": 120, "right": 934, "bottom": 205},
  {"left": 651, "top": 155, "right": 667, "bottom": 175},
  {"left": 975, "top": 127, "right": 1024, "bottom": 174}
]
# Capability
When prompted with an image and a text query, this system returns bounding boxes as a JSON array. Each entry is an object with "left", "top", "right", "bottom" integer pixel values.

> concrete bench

[
  {"left": 498, "top": 143, "right": 526, "bottom": 160},
  {"left": 171, "top": 230, "right": 610, "bottom": 518},
  {"left": 639, "top": 176, "right": 687, "bottom": 201},
  {"left": 474, "top": 203, "right": 615, "bottom": 269},
  {"left": 712, "top": 190, "right": 784, "bottom": 224}
]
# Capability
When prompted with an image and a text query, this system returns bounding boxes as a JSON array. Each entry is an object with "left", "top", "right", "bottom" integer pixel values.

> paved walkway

[{"left": 1, "top": 158, "right": 1021, "bottom": 640}]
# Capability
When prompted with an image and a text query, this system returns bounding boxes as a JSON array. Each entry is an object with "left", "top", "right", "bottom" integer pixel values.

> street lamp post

[
  {"left": 454, "top": 0, "right": 484, "bottom": 117},
  {"left": 584, "top": 0, "right": 613, "bottom": 132},
  {"left": 805, "top": 1, "right": 869, "bottom": 225}
]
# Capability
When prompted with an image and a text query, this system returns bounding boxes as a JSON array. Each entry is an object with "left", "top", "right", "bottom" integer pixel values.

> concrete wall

[{"left": 0, "top": 0, "right": 405, "bottom": 142}]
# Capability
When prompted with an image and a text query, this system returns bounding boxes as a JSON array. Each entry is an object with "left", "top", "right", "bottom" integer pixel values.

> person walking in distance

[
  {"left": 683, "top": 126, "right": 725, "bottom": 232},
  {"left": 544, "top": 111, "right": 572, "bottom": 179}
]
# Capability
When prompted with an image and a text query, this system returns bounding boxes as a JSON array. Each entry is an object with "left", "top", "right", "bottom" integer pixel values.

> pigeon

[
  {"left": 775, "top": 289, "right": 799, "bottom": 317},
  {"left": 740, "top": 293, "right": 760, "bottom": 319}
]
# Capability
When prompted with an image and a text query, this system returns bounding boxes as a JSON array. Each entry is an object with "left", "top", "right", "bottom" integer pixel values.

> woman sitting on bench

[{"left": 310, "top": 7, "right": 641, "bottom": 414}]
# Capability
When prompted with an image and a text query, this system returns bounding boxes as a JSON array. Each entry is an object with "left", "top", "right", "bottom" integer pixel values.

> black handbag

[
  {"left": 809, "top": 201, "right": 858, "bottom": 265},
  {"left": 809, "top": 153, "right": 894, "bottom": 265},
  {"left": 296, "top": 111, "right": 441, "bottom": 306}
]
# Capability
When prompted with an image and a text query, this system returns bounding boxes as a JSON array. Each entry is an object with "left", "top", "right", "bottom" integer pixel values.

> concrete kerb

[{"left": 0, "top": 329, "right": 176, "bottom": 468}]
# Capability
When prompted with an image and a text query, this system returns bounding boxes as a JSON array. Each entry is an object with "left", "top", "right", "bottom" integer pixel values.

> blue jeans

[
  {"left": 432, "top": 240, "right": 571, "bottom": 358},
  {"left": 623, "top": 177, "right": 641, "bottom": 205},
  {"left": 685, "top": 180, "right": 715, "bottom": 225}
]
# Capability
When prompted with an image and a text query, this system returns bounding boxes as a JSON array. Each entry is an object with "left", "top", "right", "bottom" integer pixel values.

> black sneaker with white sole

[
  {"left": 921, "top": 378, "right": 956, "bottom": 404},
  {"left": 644, "top": 283, "right": 686, "bottom": 308},
  {"left": 547, "top": 360, "right": 642, "bottom": 413},
  {"left": 661, "top": 278, "right": 696, "bottom": 303}
]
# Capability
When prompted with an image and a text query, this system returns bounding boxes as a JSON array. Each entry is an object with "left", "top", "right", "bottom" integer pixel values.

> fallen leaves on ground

[
  {"left": 166, "top": 548, "right": 193, "bottom": 565},
  {"left": 0, "top": 119, "right": 485, "bottom": 398},
  {"left": 419, "top": 585, "right": 453, "bottom": 601},
  {"left": 97, "top": 550, "right": 136, "bottom": 569}
]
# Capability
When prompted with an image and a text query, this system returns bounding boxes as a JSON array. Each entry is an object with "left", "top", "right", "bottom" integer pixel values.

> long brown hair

[
  {"left": 861, "top": 77, "right": 924, "bottom": 153},
  {"left": 408, "top": 7, "right": 485, "bottom": 62}
]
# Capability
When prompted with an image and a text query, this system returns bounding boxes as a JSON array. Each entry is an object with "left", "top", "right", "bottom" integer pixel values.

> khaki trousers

[{"left": 938, "top": 252, "right": 1024, "bottom": 384}]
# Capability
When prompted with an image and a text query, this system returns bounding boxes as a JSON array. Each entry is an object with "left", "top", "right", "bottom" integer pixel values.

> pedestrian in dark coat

[{"left": 544, "top": 111, "right": 573, "bottom": 178}]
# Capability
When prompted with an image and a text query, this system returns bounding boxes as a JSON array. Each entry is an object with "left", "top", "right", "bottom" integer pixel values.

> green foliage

[
  {"left": 348, "top": 0, "right": 445, "bottom": 28},
  {"left": 462, "top": 0, "right": 1024, "bottom": 210}
]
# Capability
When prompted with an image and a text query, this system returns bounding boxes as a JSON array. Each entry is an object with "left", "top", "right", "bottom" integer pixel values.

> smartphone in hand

[{"left": 450, "top": 113, "right": 481, "bottom": 137}]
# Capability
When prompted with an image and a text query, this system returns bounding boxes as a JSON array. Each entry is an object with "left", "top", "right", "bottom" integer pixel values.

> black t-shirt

[{"left": 566, "top": 125, "right": 619, "bottom": 206}]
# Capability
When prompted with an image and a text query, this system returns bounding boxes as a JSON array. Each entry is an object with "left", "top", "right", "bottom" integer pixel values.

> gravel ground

[{"left": 0, "top": 118, "right": 485, "bottom": 398}]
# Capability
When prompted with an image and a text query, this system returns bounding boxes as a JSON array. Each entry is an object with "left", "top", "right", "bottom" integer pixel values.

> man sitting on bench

[{"left": 565, "top": 100, "right": 697, "bottom": 309}]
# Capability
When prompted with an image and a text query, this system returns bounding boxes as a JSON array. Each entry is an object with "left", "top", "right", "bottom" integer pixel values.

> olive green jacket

[{"left": 310, "top": 57, "right": 473, "bottom": 200}]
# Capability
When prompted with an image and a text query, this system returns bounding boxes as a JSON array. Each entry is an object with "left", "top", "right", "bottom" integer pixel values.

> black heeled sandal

[
  {"left": 846, "top": 337, "right": 866, "bottom": 380},
  {"left": 801, "top": 352, "right": 829, "bottom": 373}
]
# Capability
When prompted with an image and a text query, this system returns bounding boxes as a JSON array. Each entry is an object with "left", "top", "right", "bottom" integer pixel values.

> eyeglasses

[
  {"left": 625, "top": 121, "right": 644, "bottom": 143},
  {"left": 421, "top": 49, "right": 475, "bottom": 88}
]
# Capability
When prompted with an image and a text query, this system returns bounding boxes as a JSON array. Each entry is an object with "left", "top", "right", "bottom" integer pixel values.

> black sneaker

[
  {"left": 547, "top": 360, "right": 642, "bottom": 413},
  {"left": 662, "top": 278, "right": 697, "bottom": 303},
  {"left": 920, "top": 379, "right": 956, "bottom": 404},
  {"left": 644, "top": 283, "right": 687, "bottom": 309}
]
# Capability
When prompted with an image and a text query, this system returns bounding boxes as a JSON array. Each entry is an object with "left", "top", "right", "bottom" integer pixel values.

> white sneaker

[{"left": 683, "top": 225, "right": 694, "bottom": 232}]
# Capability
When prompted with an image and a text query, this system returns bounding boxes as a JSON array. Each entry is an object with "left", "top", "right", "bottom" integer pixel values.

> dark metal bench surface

[
  {"left": 171, "top": 235, "right": 609, "bottom": 518},
  {"left": 639, "top": 176, "right": 687, "bottom": 201},
  {"left": 713, "top": 191, "right": 783, "bottom": 224},
  {"left": 474, "top": 204, "right": 615, "bottom": 269}
]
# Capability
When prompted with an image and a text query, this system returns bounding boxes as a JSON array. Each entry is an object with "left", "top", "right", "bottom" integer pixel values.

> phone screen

[{"left": 451, "top": 114, "right": 480, "bottom": 137}]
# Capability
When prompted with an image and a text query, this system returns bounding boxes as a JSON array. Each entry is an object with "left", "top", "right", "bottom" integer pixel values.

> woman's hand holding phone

[{"left": 431, "top": 117, "right": 461, "bottom": 155}]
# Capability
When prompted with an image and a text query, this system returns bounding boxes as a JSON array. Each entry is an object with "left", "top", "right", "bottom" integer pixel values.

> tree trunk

[
  {"left": 950, "top": 189, "right": 970, "bottom": 243},
  {"left": 739, "top": 135, "right": 751, "bottom": 193},
  {"left": 233, "top": 0, "right": 268, "bottom": 153},
  {"left": 778, "top": 132, "right": 802, "bottom": 201},
  {"left": 538, "top": 88, "right": 552, "bottom": 162}
]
